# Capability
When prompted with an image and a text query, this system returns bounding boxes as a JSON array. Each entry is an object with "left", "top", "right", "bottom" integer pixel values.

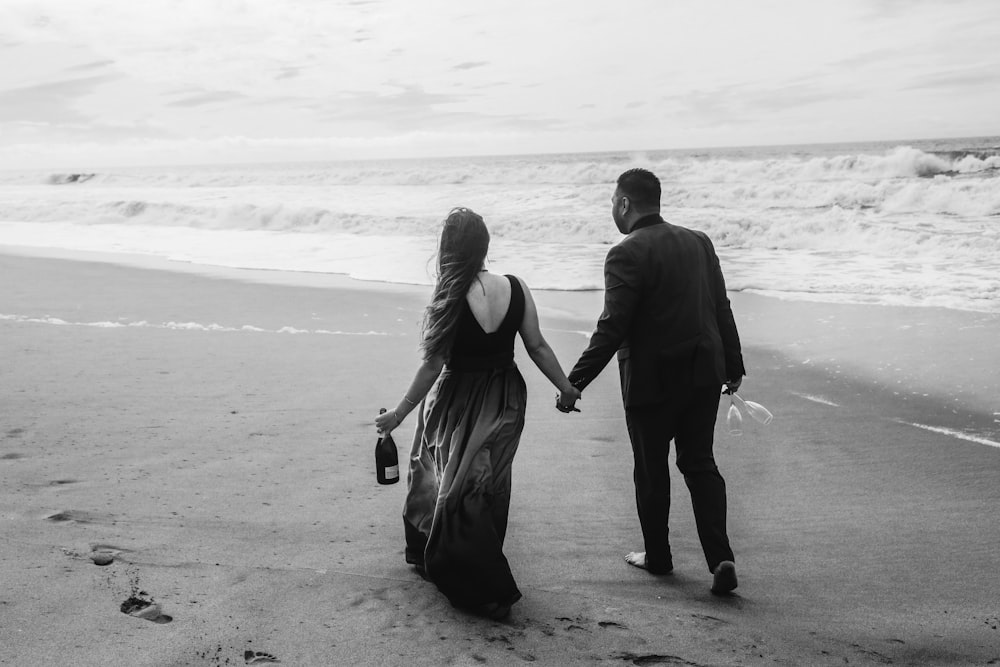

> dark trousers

[{"left": 625, "top": 385, "right": 734, "bottom": 573}]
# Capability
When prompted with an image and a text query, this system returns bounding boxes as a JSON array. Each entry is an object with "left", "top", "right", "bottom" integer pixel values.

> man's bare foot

[
  {"left": 625, "top": 551, "right": 673, "bottom": 574},
  {"left": 625, "top": 551, "right": 649, "bottom": 569}
]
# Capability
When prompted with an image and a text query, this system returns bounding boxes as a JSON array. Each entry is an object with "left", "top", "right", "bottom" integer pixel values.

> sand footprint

[
  {"left": 556, "top": 616, "right": 590, "bottom": 633},
  {"left": 120, "top": 595, "right": 172, "bottom": 624},
  {"left": 244, "top": 650, "right": 281, "bottom": 664},
  {"left": 91, "top": 552, "right": 114, "bottom": 566},
  {"left": 57, "top": 542, "right": 125, "bottom": 567},
  {"left": 45, "top": 509, "right": 106, "bottom": 524},
  {"left": 89, "top": 543, "right": 128, "bottom": 566}
]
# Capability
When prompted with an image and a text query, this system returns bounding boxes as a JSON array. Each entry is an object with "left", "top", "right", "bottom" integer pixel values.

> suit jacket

[{"left": 568, "top": 214, "right": 745, "bottom": 408}]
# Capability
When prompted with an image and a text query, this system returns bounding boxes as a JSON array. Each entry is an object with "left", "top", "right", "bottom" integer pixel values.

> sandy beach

[{"left": 2, "top": 249, "right": 999, "bottom": 666}]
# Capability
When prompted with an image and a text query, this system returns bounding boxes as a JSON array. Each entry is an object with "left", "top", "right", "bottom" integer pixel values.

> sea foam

[{"left": 1, "top": 139, "right": 997, "bottom": 312}]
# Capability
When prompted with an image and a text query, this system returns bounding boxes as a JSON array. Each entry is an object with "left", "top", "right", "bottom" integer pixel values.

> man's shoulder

[
  {"left": 660, "top": 221, "right": 706, "bottom": 237},
  {"left": 656, "top": 222, "right": 714, "bottom": 248},
  {"left": 624, "top": 221, "right": 709, "bottom": 244}
]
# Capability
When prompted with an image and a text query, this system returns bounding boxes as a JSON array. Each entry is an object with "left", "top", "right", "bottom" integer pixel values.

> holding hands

[{"left": 555, "top": 386, "right": 582, "bottom": 413}]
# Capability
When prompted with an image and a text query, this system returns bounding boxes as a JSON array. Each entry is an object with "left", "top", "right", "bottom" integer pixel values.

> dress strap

[{"left": 503, "top": 275, "right": 525, "bottom": 333}]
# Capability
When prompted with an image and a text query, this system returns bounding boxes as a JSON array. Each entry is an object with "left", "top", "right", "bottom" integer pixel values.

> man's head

[{"left": 612, "top": 168, "right": 661, "bottom": 234}]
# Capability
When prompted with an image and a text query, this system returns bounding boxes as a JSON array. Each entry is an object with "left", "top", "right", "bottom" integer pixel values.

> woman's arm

[
  {"left": 374, "top": 354, "right": 445, "bottom": 434},
  {"left": 516, "top": 278, "right": 582, "bottom": 407}
]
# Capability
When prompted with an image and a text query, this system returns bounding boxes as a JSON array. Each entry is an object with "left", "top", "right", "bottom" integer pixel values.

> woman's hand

[
  {"left": 556, "top": 386, "right": 582, "bottom": 413},
  {"left": 375, "top": 408, "right": 401, "bottom": 434}
]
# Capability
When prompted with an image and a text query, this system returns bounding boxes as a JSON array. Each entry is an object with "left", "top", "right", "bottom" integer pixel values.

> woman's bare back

[{"left": 465, "top": 271, "right": 512, "bottom": 334}]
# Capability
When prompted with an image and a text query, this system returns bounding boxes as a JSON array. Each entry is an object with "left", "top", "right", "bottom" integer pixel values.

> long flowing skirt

[{"left": 402, "top": 365, "right": 527, "bottom": 611}]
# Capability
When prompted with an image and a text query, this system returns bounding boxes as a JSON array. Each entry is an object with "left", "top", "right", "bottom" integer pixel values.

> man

[{"left": 559, "top": 168, "right": 745, "bottom": 595}]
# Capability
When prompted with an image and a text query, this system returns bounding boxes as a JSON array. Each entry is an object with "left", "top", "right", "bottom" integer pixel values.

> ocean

[{"left": 1, "top": 136, "right": 998, "bottom": 313}]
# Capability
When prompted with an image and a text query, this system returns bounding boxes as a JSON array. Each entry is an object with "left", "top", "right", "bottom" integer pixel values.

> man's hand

[
  {"left": 556, "top": 387, "right": 582, "bottom": 413},
  {"left": 723, "top": 377, "right": 743, "bottom": 394}
]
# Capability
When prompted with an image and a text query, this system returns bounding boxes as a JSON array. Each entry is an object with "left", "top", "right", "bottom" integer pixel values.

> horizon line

[{"left": 3, "top": 132, "right": 998, "bottom": 173}]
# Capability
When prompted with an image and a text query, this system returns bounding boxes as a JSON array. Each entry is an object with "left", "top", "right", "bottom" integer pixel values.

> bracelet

[
  {"left": 402, "top": 394, "right": 417, "bottom": 406},
  {"left": 393, "top": 409, "right": 401, "bottom": 424}
]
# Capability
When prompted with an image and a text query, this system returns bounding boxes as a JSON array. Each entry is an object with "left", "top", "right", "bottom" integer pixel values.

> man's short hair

[{"left": 617, "top": 168, "right": 661, "bottom": 210}]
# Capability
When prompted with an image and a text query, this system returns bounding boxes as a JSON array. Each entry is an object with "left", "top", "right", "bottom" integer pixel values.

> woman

[{"left": 375, "top": 207, "right": 581, "bottom": 619}]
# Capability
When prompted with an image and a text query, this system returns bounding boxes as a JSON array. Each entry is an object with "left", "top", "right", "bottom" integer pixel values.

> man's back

[{"left": 569, "top": 215, "right": 744, "bottom": 407}]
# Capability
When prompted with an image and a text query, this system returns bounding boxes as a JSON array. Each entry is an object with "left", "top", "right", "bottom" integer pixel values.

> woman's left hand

[{"left": 375, "top": 408, "right": 401, "bottom": 434}]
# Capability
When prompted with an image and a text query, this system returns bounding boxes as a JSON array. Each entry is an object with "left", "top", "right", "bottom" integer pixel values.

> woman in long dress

[{"left": 375, "top": 207, "right": 581, "bottom": 619}]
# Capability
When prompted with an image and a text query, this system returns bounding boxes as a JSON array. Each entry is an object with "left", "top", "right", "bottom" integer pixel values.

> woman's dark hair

[{"left": 421, "top": 207, "right": 490, "bottom": 360}]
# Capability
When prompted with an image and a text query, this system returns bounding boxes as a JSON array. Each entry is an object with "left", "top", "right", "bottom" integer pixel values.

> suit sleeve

[
  {"left": 704, "top": 235, "right": 746, "bottom": 380},
  {"left": 567, "top": 243, "right": 642, "bottom": 391}
]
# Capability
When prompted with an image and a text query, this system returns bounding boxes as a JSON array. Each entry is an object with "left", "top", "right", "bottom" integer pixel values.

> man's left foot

[
  {"left": 625, "top": 551, "right": 673, "bottom": 575},
  {"left": 711, "top": 561, "right": 738, "bottom": 595}
]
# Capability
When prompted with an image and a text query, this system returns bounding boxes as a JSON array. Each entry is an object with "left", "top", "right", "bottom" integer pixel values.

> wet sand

[{"left": 1, "top": 250, "right": 998, "bottom": 666}]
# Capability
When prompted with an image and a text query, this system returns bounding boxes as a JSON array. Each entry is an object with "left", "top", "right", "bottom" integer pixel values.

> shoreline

[
  {"left": 5, "top": 242, "right": 998, "bottom": 424},
  {"left": 2, "top": 249, "right": 999, "bottom": 665}
]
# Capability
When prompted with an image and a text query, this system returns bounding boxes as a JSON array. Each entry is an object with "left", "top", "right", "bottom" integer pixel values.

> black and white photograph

[{"left": 1, "top": 1, "right": 998, "bottom": 664}]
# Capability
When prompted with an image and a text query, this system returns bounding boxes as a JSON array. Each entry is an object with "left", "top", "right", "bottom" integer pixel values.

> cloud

[
  {"left": 904, "top": 67, "right": 1000, "bottom": 92},
  {"left": 3, "top": 0, "right": 998, "bottom": 165},
  {"left": 65, "top": 59, "right": 116, "bottom": 72},
  {"left": 743, "top": 83, "right": 834, "bottom": 114},
  {"left": 824, "top": 48, "right": 899, "bottom": 71},
  {"left": 863, "top": 0, "right": 982, "bottom": 20},
  {"left": 2, "top": 117, "right": 173, "bottom": 148},
  {"left": 314, "top": 85, "right": 463, "bottom": 125},
  {"left": 663, "top": 80, "right": 835, "bottom": 129},
  {"left": 0, "top": 74, "right": 118, "bottom": 123},
  {"left": 167, "top": 90, "right": 248, "bottom": 108},
  {"left": 308, "top": 84, "right": 561, "bottom": 134}
]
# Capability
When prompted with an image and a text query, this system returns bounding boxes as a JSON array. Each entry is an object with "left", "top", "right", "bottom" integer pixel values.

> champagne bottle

[{"left": 375, "top": 408, "right": 400, "bottom": 485}]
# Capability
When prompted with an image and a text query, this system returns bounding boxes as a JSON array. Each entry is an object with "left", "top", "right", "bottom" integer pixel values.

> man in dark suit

[{"left": 559, "top": 168, "right": 746, "bottom": 595}]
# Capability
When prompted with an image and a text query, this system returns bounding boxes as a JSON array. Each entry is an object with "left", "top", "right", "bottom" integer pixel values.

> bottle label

[{"left": 384, "top": 465, "right": 399, "bottom": 479}]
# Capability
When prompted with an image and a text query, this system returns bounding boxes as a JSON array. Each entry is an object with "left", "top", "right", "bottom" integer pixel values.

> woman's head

[
  {"left": 421, "top": 207, "right": 490, "bottom": 360},
  {"left": 437, "top": 207, "right": 489, "bottom": 276}
]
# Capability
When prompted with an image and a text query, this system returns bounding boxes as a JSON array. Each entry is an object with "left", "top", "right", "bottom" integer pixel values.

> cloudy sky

[{"left": 1, "top": 0, "right": 998, "bottom": 168}]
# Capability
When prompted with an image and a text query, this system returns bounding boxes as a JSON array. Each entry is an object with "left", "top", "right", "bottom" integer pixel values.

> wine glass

[
  {"left": 727, "top": 398, "right": 743, "bottom": 436},
  {"left": 732, "top": 394, "right": 773, "bottom": 425}
]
